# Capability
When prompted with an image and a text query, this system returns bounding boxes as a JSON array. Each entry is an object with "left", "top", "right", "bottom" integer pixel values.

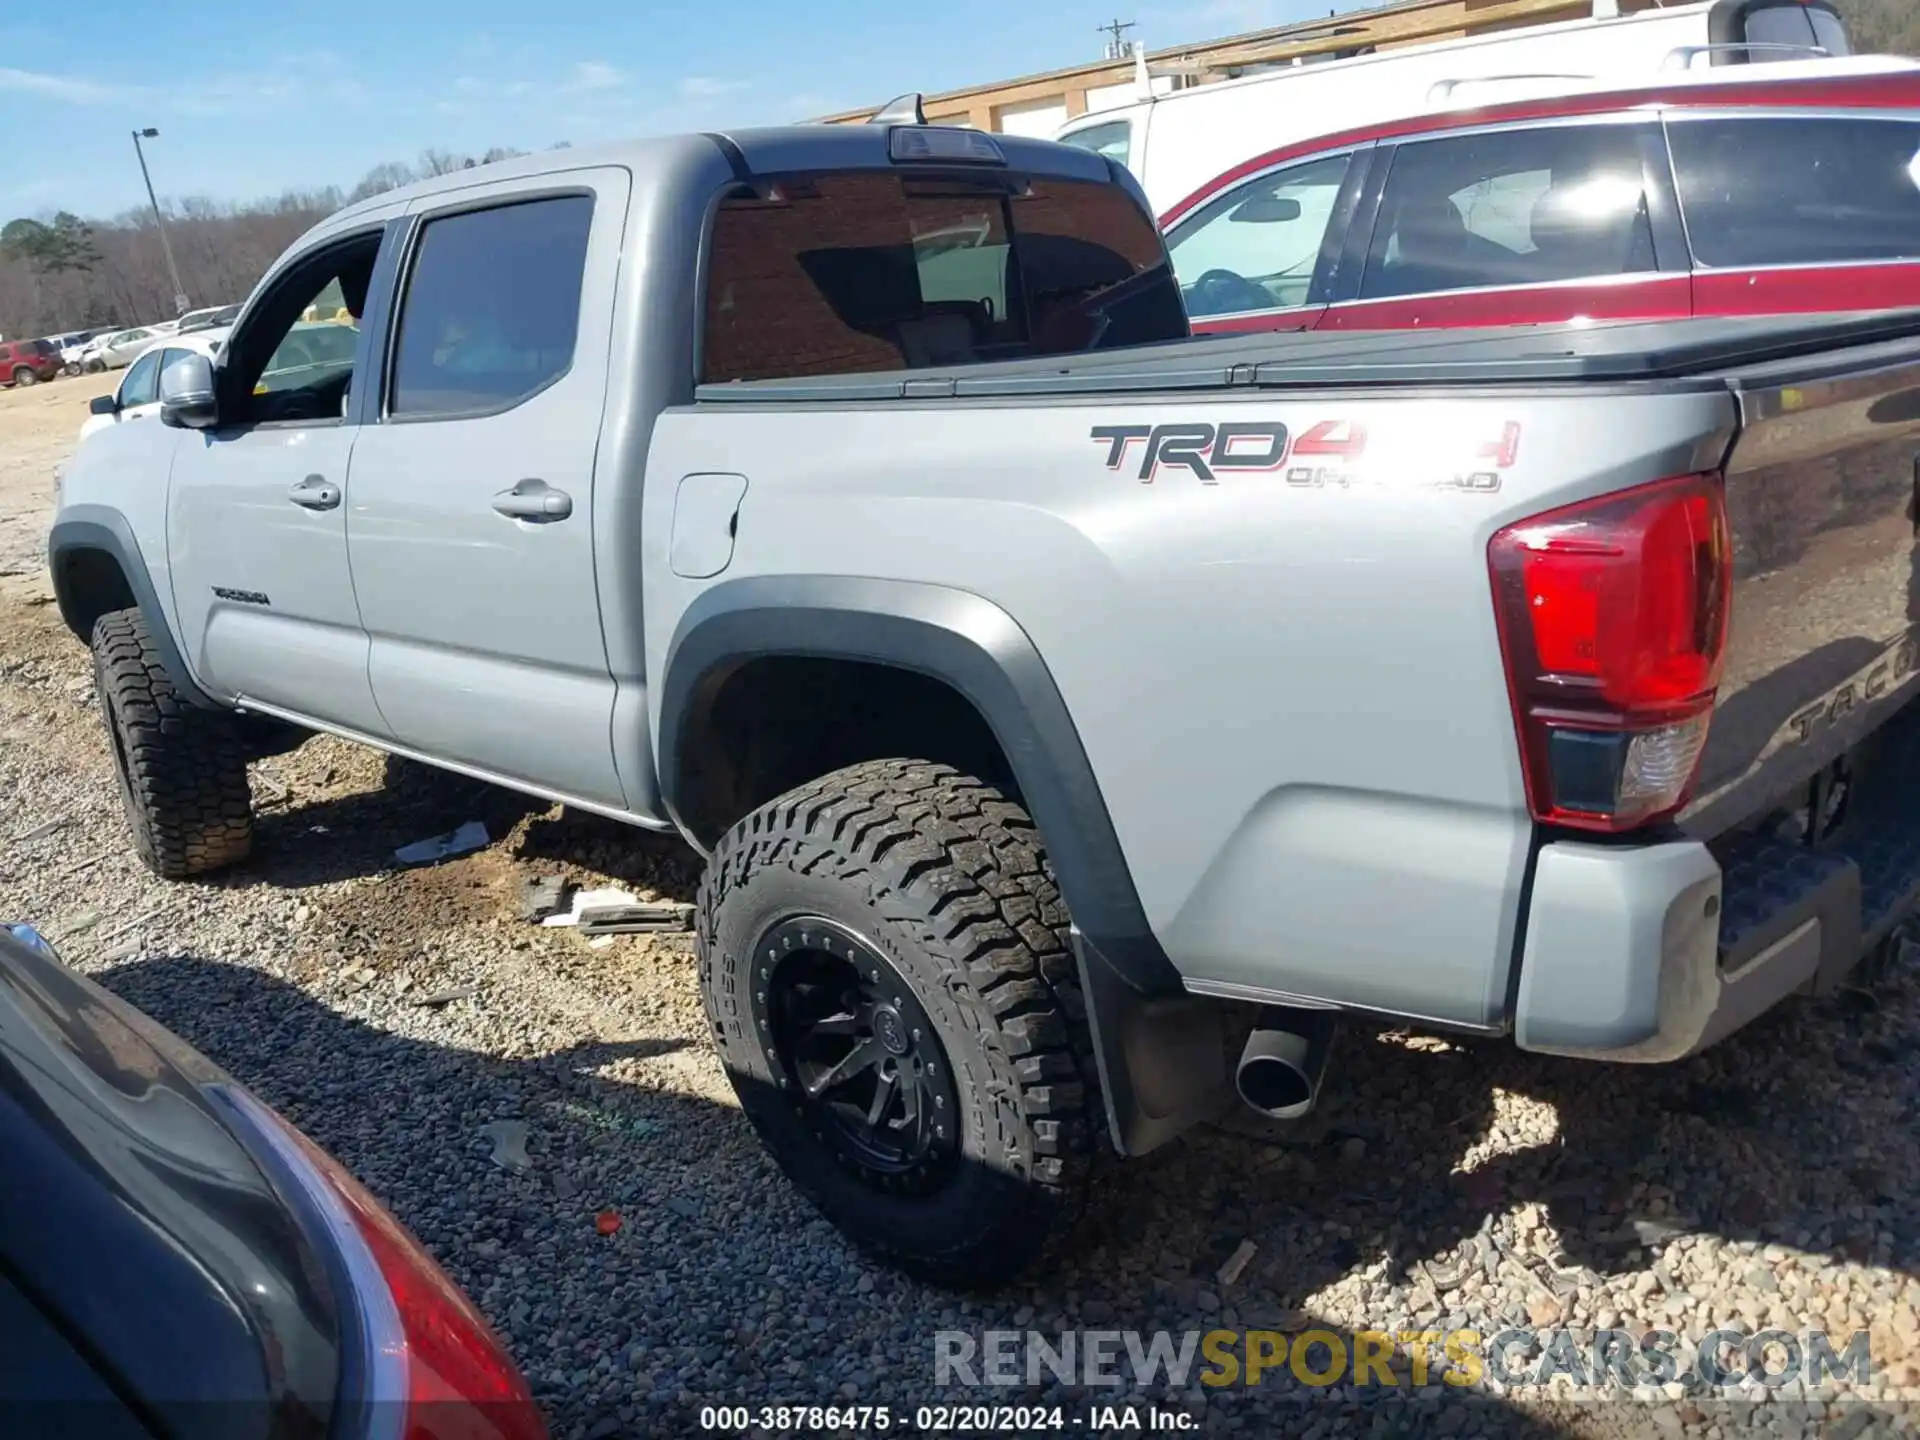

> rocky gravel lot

[{"left": 3, "top": 379, "right": 1918, "bottom": 1440}]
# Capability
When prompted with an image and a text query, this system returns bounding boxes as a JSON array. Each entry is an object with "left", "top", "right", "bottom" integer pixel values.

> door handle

[
  {"left": 492, "top": 478, "right": 573, "bottom": 523},
  {"left": 288, "top": 475, "right": 341, "bottom": 511}
]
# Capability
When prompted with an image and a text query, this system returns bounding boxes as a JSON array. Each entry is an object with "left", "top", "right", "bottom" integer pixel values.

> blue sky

[{"left": 1, "top": 0, "right": 1323, "bottom": 220}]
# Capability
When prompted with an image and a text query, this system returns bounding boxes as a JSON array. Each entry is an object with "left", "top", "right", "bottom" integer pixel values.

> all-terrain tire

[
  {"left": 91, "top": 608, "right": 253, "bottom": 878},
  {"left": 697, "top": 759, "right": 1097, "bottom": 1288}
]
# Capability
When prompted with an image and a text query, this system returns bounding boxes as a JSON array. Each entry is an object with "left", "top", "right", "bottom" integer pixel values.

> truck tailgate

[{"left": 1685, "top": 346, "right": 1920, "bottom": 842}]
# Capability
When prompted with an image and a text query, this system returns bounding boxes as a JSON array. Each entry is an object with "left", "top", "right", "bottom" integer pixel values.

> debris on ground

[
  {"left": 393, "top": 820, "right": 489, "bottom": 866},
  {"left": 594, "top": 1209, "right": 622, "bottom": 1236},
  {"left": 411, "top": 984, "right": 478, "bottom": 1008},
  {"left": 540, "top": 886, "right": 638, "bottom": 927},
  {"left": 13, "top": 814, "right": 73, "bottom": 843},
  {"left": 577, "top": 901, "right": 694, "bottom": 936},
  {"left": 518, "top": 875, "right": 574, "bottom": 922},
  {"left": 1216, "top": 1238, "right": 1258, "bottom": 1287},
  {"left": 55, "top": 907, "right": 103, "bottom": 937},
  {"left": 480, "top": 1119, "right": 533, "bottom": 1172}
]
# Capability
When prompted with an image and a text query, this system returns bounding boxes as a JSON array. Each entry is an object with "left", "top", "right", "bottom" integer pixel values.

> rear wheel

[
  {"left": 92, "top": 608, "right": 253, "bottom": 878},
  {"left": 697, "top": 759, "right": 1096, "bottom": 1287},
  {"left": 10, "top": 366, "right": 35, "bottom": 387}
]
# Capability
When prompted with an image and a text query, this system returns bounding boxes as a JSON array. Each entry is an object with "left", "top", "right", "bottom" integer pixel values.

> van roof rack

[
  {"left": 1427, "top": 72, "right": 1595, "bottom": 102},
  {"left": 1661, "top": 41, "right": 1829, "bottom": 69}
]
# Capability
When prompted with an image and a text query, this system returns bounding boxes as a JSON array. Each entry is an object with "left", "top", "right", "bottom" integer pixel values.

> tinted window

[
  {"left": 1361, "top": 124, "right": 1655, "bottom": 301},
  {"left": 1167, "top": 153, "right": 1353, "bottom": 317},
  {"left": 390, "top": 194, "right": 593, "bottom": 417},
  {"left": 1670, "top": 115, "right": 1920, "bottom": 268},
  {"left": 119, "top": 349, "right": 163, "bottom": 407},
  {"left": 701, "top": 171, "right": 1182, "bottom": 383},
  {"left": 1059, "top": 120, "right": 1132, "bottom": 168},
  {"left": 1741, "top": 3, "right": 1849, "bottom": 55}
]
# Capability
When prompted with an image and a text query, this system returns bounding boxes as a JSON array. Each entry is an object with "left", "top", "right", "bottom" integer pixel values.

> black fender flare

[
  {"left": 660, "top": 576, "right": 1235, "bottom": 1155},
  {"left": 47, "top": 505, "right": 218, "bottom": 710}
]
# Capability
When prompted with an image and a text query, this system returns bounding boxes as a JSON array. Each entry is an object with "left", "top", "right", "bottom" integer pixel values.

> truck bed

[
  {"left": 694, "top": 310, "right": 1920, "bottom": 1018},
  {"left": 694, "top": 308, "right": 1920, "bottom": 402}
]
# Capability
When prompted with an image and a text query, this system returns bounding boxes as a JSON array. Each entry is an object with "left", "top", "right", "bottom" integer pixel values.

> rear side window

[
  {"left": 1740, "top": 2, "right": 1850, "bottom": 57},
  {"left": 389, "top": 194, "right": 593, "bottom": 417},
  {"left": 1360, "top": 124, "right": 1656, "bottom": 301},
  {"left": 1669, "top": 115, "right": 1920, "bottom": 268},
  {"left": 1059, "top": 121, "right": 1133, "bottom": 169},
  {"left": 700, "top": 171, "right": 1182, "bottom": 384}
]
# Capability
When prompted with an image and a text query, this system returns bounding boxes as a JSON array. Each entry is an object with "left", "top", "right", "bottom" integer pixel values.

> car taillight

[
  {"left": 213, "top": 1086, "right": 546, "bottom": 1440},
  {"left": 1488, "top": 472, "right": 1732, "bottom": 833}
]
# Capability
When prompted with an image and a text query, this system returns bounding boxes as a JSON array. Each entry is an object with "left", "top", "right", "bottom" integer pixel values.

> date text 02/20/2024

[{"left": 699, "top": 1405, "right": 1195, "bottom": 1432}]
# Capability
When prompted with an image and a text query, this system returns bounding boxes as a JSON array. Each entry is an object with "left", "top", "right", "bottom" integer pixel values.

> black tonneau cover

[{"left": 695, "top": 309, "right": 1920, "bottom": 403}]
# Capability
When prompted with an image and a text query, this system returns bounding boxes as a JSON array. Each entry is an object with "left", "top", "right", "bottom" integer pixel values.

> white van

[{"left": 1053, "top": 0, "right": 1852, "bottom": 216}]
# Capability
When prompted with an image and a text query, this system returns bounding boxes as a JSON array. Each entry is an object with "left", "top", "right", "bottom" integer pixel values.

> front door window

[{"left": 1165, "top": 153, "right": 1355, "bottom": 318}]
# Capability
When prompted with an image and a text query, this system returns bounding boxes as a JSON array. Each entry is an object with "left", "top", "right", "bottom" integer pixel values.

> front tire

[
  {"left": 10, "top": 366, "right": 35, "bottom": 387},
  {"left": 698, "top": 759, "right": 1096, "bottom": 1287},
  {"left": 92, "top": 608, "right": 254, "bottom": 878}
]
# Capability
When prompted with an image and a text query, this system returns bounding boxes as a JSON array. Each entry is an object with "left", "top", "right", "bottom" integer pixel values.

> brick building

[{"left": 814, "top": 0, "right": 1659, "bottom": 134}]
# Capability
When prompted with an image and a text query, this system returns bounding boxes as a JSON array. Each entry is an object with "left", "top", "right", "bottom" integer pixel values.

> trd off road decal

[
  {"left": 1090, "top": 422, "right": 1289, "bottom": 483},
  {"left": 1091, "top": 419, "right": 1520, "bottom": 492}
]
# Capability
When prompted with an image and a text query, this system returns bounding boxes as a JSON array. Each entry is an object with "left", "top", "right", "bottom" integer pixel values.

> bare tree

[{"left": 0, "top": 142, "right": 540, "bottom": 337}]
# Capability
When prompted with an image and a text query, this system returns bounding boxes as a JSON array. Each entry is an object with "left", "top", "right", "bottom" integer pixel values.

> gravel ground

[{"left": 3, "top": 380, "right": 1918, "bottom": 1440}]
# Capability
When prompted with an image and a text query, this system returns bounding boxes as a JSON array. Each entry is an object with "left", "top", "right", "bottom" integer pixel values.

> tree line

[
  {"left": 0, "top": 145, "right": 562, "bottom": 341},
  {"left": 1834, "top": 0, "right": 1920, "bottom": 56}
]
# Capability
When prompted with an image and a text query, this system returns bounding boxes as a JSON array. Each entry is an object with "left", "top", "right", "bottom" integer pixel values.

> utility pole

[
  {"left": 131, "top": 127, "right": 189, "bottom": 317},
  {"left": 1097, "top": 17, "right": 1135, "bottom": 60}
]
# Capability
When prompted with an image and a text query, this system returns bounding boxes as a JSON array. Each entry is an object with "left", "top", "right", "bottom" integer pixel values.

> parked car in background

[
  {"left": 0, "top": 922, "right": 546, "bottom": 1437},
  {"left": 79, "top": 328, "right": 231, "bottom": 443},
  {"left": 178, "top": 302, "right": 242, "bottom": 334},
  {"left": 76, "top": 321, "right": 355, "bottom": 445},
  {"left": 1055, "top": 0, "right": 1856, "bottom": 215},
  {"left": 0, "top": 337, "right": 62, "bottom": 387},
  {"left": 1163, "top": 63, "right": 1920, "bottom": 335},
  {"left": 79, "top": 326, "right": 164, "bottom": 373},
  {"left": 59, "top": 331, "right": 107, "bottom": 376}
]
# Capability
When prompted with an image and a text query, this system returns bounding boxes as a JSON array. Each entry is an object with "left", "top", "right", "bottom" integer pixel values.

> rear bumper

[{"left": 1514, "top": 744, "right": 1920, "bottom": 1061}]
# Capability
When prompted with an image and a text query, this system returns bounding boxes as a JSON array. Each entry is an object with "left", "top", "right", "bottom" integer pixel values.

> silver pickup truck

[{"left": 48, "top": 111, "right": 1920, "bottom": 1286}]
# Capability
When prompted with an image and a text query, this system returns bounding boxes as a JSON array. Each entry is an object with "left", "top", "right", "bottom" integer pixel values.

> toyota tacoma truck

[{"left": 47, "top": 107, "right": 1920, "bottom": 1286}]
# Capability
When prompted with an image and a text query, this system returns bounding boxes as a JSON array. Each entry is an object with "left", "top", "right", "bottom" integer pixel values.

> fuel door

[{"left": 669, "top": 473, "right": 748, "bottom": 579}]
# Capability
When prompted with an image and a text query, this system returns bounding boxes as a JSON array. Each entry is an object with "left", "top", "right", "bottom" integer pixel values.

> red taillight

[
  {"left": 217, "top": 1088, "right": 547, "bottom": 1440},
  {"left": 1488, "top": 472, "right": 1732, "bottom": 832}
]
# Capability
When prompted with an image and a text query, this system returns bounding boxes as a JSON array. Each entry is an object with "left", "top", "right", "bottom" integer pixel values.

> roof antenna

[{"left": 869, "top": 93, "right": 927, "bottom": 124}]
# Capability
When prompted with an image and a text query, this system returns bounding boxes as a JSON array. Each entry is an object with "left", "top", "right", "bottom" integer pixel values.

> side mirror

[
  {"left": 88, "top": 394, "right": 118, "bottom": 416},
  {"left": 159, "top": 353, "right": 218, "bottom": 430},
  {"left": 1228, "top": 196, "right": 1303, "bottom": 224}
]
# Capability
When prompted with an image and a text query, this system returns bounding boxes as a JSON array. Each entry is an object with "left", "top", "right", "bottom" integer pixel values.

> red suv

[
  {"left": 1, "top": 338, "right": 63, "bottom": 388},
  {"left": 1163, "top": 65, "right": 1920, "bottom": 335}
]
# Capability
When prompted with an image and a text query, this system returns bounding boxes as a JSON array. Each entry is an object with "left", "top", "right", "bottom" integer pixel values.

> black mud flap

[{"left": 1073, "top": 928, "right": 1241, "bottom": 1157}]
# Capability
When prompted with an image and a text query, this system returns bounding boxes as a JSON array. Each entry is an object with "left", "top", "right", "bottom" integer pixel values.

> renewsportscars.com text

[{"left": 934, "top": 1328, "right": 1877, "bottom": 1395}]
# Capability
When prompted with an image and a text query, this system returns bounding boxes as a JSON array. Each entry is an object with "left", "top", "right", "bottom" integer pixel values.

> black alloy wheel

[{"left": 751, "top": 915, "right": 961, "bottom": 1193}]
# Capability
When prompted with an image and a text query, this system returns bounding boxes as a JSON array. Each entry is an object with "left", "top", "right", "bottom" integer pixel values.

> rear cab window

[
  {"left": 699, "top": 168, "right": 1183, "bottom": 384},
  {"left": 1667, "top": 114, "right": 1920, "bottom": 267}
]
